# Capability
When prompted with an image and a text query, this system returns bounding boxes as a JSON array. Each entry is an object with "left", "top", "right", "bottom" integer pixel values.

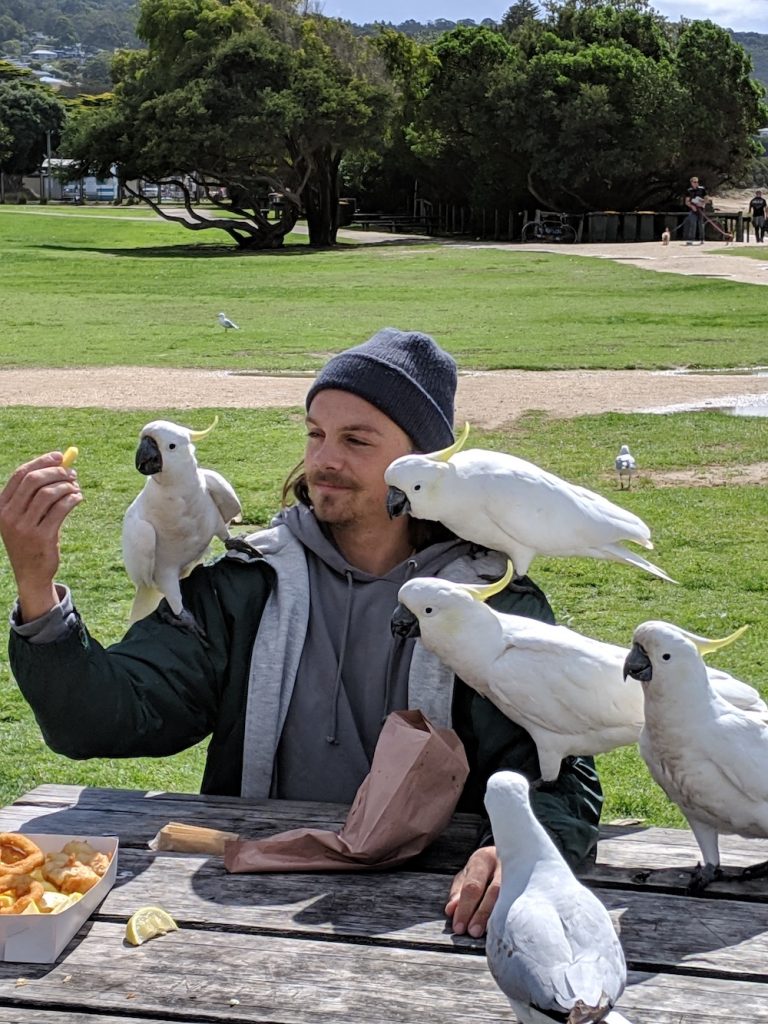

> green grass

[
  {"left": 1, "top": 406, "right": 767, "bottom": 830},
  {"left": 3, "top": 206, "right": 768, "bottom": 372}
]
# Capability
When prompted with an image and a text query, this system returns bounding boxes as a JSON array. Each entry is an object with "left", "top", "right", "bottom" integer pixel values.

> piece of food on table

[
  {"left": 0, "top": 835, "right": 114, "bottom": 913},
  {"left": 125, "top": 906, "right": 179, "bottom": 946}
]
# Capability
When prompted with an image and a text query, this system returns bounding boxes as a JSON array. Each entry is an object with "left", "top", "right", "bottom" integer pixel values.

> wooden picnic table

[{"left": 1, "top": 783, "right": 767, "bottom": 1022}]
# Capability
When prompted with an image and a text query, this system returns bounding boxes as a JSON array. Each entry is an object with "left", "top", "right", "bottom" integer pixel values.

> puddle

[
  {"left": 643, "top": 394, "right": 768, "bottom": 416},
  {"left": 666, "top": 366, "right": 768, "bottom": 376}
]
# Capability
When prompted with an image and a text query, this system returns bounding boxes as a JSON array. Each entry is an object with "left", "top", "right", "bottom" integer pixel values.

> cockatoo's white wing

[
  {"left": 122, "top": 502, "right": 157, "bottom": 588},
  {"left": 490, "top": 617, "right": 643, "bottom": 737},
  {"left": 200, "top": 468, "right": 242, "bottom": 524},
  {"left": 707, "top": 667, "right": 768, "bottom": 714}
]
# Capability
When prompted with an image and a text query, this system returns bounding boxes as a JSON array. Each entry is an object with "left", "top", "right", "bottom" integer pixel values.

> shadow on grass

[{"left": 30, "top": 236, "right": 438, "bottom": 259}]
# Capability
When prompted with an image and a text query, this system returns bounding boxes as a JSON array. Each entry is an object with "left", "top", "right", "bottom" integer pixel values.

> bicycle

[{"left": 521, "top": 213, "right": 577, "bottom": 243}]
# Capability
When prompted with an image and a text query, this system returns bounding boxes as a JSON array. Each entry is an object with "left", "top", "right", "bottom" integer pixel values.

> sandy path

[{"left": 4, "top": 365, "right": 768, "bottom": 428}]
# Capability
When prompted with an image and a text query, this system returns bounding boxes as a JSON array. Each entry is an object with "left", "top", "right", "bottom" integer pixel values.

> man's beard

[{"left": 307, "top": 471, "right": 362, "bottom": 528}]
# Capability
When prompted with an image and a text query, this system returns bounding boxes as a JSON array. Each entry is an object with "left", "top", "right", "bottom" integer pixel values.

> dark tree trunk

[{"left": 303, "top": 147, "right": 342, "bottom": 247}]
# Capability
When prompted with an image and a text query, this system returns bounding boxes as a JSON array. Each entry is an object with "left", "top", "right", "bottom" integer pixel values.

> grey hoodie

[{"left": 270, "top": 504, "right": 474, "bottom": 802}]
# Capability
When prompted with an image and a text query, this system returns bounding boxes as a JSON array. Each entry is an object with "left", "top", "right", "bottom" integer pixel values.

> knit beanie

[{"left": 305, "top": 327, "right": 457, "bottom": 453}]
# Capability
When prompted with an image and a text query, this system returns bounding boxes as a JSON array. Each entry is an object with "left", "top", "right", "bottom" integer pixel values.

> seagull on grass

[{"left": 218, "top": 312, "right": 239, "bottom": 331}]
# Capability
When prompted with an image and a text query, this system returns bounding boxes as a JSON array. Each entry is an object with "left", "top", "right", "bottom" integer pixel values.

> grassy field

[
  {"left": 2, "top": 206, "right": 768, "bottom": 371},
  {"left": 1, "top": 206, "right": 767, "bottom": 830}
]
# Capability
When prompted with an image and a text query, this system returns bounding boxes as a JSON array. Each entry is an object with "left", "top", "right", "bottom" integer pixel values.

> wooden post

[{"left": 736, "top": 212, "right": 743, "bottom": 242}]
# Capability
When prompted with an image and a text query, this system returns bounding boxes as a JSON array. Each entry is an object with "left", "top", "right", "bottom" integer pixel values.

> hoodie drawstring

[
  {"left": 326, "top": 569, "right": 354, "bottom": 745},
  {"left": 381, "top": 557, "right": 419, "bottom": 723}
]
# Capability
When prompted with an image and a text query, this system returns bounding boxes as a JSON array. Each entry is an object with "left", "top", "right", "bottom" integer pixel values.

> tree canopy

[
  {"left": 0, "top": 68, "right": 65, "bottom": 178},
  {"left": 63, "top": 0, "right": 394, "bottom": 246}
]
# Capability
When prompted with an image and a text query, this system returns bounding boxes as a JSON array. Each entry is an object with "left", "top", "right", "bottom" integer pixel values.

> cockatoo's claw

[
  {"left": 224, "top": 533, "right": 261, "bottom": 557},
  {"left": 739, "top": 858, "right": 768, "bottom": 881},
  {"left": 686, "top": 862, "right": 722, "bottom": 894},
  {"left": 157, "top": 604, "right": 209, "bottom": 645}
]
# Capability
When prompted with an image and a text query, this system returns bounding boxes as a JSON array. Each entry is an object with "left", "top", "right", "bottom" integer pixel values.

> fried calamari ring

[
  {"left": 0, "top": 873, "right": 44, "bottom": 915},
  {"left": 0, "top": 833, "right": 44, "bottom": 876}
]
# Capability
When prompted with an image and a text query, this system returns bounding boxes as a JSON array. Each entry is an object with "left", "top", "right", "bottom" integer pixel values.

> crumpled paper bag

[{"left": 224, "top": 709, "right": 469, "bottom": 873}]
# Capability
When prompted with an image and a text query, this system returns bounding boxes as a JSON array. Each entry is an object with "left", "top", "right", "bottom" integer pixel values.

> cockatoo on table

[
  {"left": 391, "top": 562, "right": 763, "bottom": 783},
  {"left": 624, "top": 619, "right": 768, "bottom": 892},
  {"left": 218, "top": 312, "right": 239, "bottom": 330},
  {"left": 122, "top": 415, "right": 242, "bottom": 630},
  {"left": 485, "top": 771, "right": 631, "bottom": 1024},
  {"left": 615, "top": 445, "right": 636, "bottom": 490},
  {"left": 385, "top": 423, "right": 675, "bottom": 583}
]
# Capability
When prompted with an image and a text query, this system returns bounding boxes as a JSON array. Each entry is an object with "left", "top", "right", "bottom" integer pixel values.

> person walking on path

[{"left": 749, "top": 190, "right": 767, "bottom": 243}]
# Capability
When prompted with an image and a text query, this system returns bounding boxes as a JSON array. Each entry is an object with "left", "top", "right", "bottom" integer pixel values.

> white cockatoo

[
  {"left": 392, "top": 564, "right": 761, "bottom": 782},
  {"left": 624, "top": 620, "right": 768, "bottom": 891},
  {"left": 385, "top": 423, "right": 675, "bottom": 583},
  {"left": 217, "top": 312, "right": 239, "bottom": 330},
  {"left": 615, "top": 445, "right": 636, "bottom": 490},
  {"left": 122, "top": 415, "right": 242, "bottom": 629},
  {"left": 485, "top": 771, "right": 631, "bottom": 1024}
]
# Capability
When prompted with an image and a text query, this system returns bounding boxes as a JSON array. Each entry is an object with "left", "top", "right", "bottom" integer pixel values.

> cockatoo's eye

[
  {"left": 425, "top": 606, "right": 433, "bottom": 614},
  {"left": 169, "top": 443, "right": 176, "bottom": 450},
  {"left": 662, "top": 653, "right": 671, "bottom": 661},
  {"left": 414, "top": 484, "right": 421, "bottom": 491}
]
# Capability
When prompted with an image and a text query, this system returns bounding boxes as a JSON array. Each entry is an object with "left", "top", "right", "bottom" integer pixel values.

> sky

[{"left": 320, "top": 0, "right": 768, "bottom": 33}]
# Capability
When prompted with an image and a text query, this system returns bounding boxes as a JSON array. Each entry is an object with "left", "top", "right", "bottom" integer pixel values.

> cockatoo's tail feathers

[
  {"left": 426, "top": 421, "right": 470, "bottom": 462},
  {"left": 465, "top": 560, "right": 515, "bottom": 601},
  {"left": 675, "top": 623, "right": 748, "bottom": 656},
  {"left": 603, "top": 543, "right": 677, "bottom": 583},
  {"left": 189, "top": 415, "right": 219, "bottom": 442}
]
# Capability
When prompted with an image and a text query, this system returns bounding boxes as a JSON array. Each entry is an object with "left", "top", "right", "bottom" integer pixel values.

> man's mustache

[{"left": 307, "top": 472, "right": 360, "bottom": 490}]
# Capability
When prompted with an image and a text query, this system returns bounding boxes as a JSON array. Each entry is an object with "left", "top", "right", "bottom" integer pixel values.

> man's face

[
  {"left": 690, "top": 178, "right": 699, "bottom": 186},
  {"left": 304, "top": 389, "right": 413, "bottom": 531}
]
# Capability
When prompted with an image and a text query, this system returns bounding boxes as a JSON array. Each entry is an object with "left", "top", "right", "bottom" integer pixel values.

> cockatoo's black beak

[
  {"left": 136, "top": 435, "right": 163, "bottom": 475},
  {"left": 623, "top": 643, "right": 653, "bottom": 682},
  {"left": 386, "top": 486, "right": 411, "bottom": 519},
  {"left": 390, "top": 604, "right": 421, "bottom": 639}
]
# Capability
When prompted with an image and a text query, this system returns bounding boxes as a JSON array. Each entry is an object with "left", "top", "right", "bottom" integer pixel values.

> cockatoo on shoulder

[
  {"left": 485, "top": 771, "right": 632, "bottom": 1024},
  {"left": 392, "top": 564, "right": 762, "bottom": 783},
  {"left": 385, "top": 423, "right": 675, "bottom": 583},
  {"left": 624, "top": 620, "right": 768, "bottom": 892},
  {"left": 122, "top": 415, "right": 242, "bottom": 630}
]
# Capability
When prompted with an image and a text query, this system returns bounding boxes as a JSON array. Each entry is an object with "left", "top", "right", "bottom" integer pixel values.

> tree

[
  {"left": 0, "top": 75, "right": 65, "bottom": 195},
  {"left": 62, "top": 0, "right": 394, "bottom": 248},
  {"left": 500, "top": 0, "right": 540, "bottom": 35}
]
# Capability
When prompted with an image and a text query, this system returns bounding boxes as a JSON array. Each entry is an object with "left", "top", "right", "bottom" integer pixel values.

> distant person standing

[
  {"left": 749, "top": 189, "right": 767, "bottom": 243},
  {"left": 683, "top": 175, "right": 707, "bottom": 245}
]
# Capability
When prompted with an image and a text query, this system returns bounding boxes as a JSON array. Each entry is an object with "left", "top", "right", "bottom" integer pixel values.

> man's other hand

[{"left": 444, "top": 845, "right": 500, "bottom": 938}]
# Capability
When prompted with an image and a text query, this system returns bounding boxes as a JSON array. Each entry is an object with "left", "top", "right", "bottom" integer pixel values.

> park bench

[{"left": 350, "top": 212, "right": 436, "bottom": 235}]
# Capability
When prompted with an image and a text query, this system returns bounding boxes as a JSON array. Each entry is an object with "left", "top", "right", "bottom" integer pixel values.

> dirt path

[{"left": 4, "top": 365, "right": 768, "bottom": 428}]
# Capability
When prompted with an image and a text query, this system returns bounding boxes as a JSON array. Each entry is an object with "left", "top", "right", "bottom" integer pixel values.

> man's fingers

[
  {"left": 446, "top": 847, "right": 499, "bottom": 937},
  {"left": 0, "top": 454, "right": 62, "bottom": 509}
]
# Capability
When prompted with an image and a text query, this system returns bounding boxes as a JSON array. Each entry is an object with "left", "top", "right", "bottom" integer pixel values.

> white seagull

[
  {"left": 217, "top": 312, "right": 239, "bottom": 330},
  {"left": 485, "top": 771, "right": 631, "bottom": 1023},
  {"left": 615, "top": 445, "right": 636, "bottom": 490}
]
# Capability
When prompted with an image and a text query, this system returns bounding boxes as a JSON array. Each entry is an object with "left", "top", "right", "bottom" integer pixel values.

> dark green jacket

[{"left": 10, "top": 550, "right": 602, "bottom": 866}]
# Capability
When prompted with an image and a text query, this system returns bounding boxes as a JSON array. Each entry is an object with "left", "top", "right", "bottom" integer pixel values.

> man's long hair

[{"left": 281, "top": 460, "right": 456, "bottom": 549}]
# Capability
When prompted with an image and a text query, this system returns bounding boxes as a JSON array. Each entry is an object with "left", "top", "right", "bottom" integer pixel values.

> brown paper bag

[{"left": 224, "top": 709, "right": 469, "bottom": 873}]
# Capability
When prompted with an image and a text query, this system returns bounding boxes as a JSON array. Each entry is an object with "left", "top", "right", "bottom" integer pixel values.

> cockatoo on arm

[
  {"left": 615, "top": 445, "right": 636, "bottom": 490},
  {"left": 385, "top": 423, "right": 675, "bottom": 583},
  {"left": 485, "top": 771, "right": 632, "bottom": 1024},
  {"left": 624, "top": 620, "right": 768, "bottom": 892},
  {"left": 391, "top": 563, "right": 761, "bottom": 783},
  {"left": 122, "top": 415, "right": 242, "bottom": 630}
]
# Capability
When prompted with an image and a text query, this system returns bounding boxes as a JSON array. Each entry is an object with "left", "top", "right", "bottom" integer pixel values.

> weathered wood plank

[
  {"left": 5, "top": 793, "right": 768, "bottom": 901},
  {"left": 81, "top": 848, "right": 768, "bottom": 976},
  {"left": 2, "top": 924, "right": 768, "bottom": 1024}
]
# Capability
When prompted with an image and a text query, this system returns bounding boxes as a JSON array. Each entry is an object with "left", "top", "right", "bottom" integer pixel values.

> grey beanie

[{"left": 305, "top": 327, "right": 457, "bottom": 453}]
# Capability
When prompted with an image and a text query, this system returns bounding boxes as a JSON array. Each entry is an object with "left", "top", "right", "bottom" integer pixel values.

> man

[
  {"left": 683, "top": 175, "right": 708, "bottom": 245},
  {"left": 0, "top": 327, "right": 601, "bottom": 938},
  {"left": 749, "top": 189, "right": 767, "bottom": 243}
]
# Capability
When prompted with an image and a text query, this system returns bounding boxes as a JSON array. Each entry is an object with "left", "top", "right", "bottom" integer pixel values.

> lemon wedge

[{"left": 125, "top": 906, "right": 179, "bottom": 946}]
